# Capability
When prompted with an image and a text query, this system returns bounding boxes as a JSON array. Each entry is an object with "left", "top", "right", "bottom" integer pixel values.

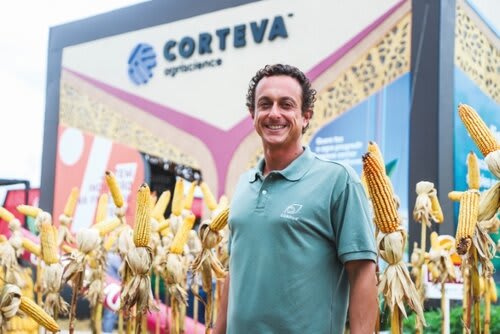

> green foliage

[{"left": 402, "top": 304, "right": 500, "bottom": 333}]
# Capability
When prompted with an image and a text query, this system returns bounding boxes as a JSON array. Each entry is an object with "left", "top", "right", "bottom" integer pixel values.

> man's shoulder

[{"left": 310, "top": 153, "right": 360, "bottom": 181}]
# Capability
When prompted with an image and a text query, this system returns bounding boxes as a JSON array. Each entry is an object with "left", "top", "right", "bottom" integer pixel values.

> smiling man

[{"left": 214, "top": 64, "right": 378, "bottom": 334}]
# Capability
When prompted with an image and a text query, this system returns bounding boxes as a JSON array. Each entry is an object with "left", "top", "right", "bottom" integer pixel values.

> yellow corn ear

[
  {"left": 93, "top": 217, "right": 121, "bottom": 236},
  {"left": 160, "top": 218, "right": 171, "bottom": 237},
  {"left": 22, "top": 238, "right": 41, "bottom": 257},
  {"left": 430, "top": 231, "right": 439, "bottom": 250},
  {"left": 458, "top": 104, "right": 499, "bottom": 157},
  {"left": 448, "top": 191, "right": 463, "bottom": 202},
  {"left": 61, "top": 244, "right": 76, "bottom": 254},
  {"left": 94, "top": 193, "right": 109, "bottom": 224},
  {"left": 40, "top": 222, "right": 59, "bottom": 264},
  {"left": 362, "top": 153, "right": 400, "bottom": 233},
  {"left": 63, "top": 187, "right": 79, "bottom": 217},
  {"left": 105, "top": 170, "right": 124, "bottom": 208},
  {"left": 455, "top": 190, "right": 479, "bottom": 255},
  {"left": 171, "top": 178, "right": 185, "bottom": 216},
  {"left": 217, "top": 195, "right": 230, "bottom": 210},
  {"left": 0, "top": 207, "right": 16, "bottom": 222},
  {"left": 16, "top": 205, "right": 41, "bottom": 218},
  {"left": 103, "top": 232, "right": 119, "bottom": 251},
  {"left": 430, "top": 194, "right": 444, "bottom": 223},
  {"left": 489, "top": 277, "right": 497, "bottom": 303},
  {"left": 155, "top": 219, "right": 170, "bottom": 233},
  {"left": 170, "top": 213, "right": 196, "bottom": 254},
  {"left": 133, "top": 183, "right": 152, "bottom": 247},
  {"left": 209, "top": 208, "right": 229, "bottom": 232},
  {"left": 467, "top": 151, "right": 481, "bottom": 190},
  {"left": 19, "top": 295, "right": 60, "bottom": 332},
  {"left": 152, "top": 190, "right": 171, "bottom": 221},
  {"left": 200, "top": 181, "right": 218, "bottom": 211},
  {"left": 184, "top": 181, "right": 197, "bottom": 210},
  {"left": 367, "top": 141, "right": 386, "bottom": 172}
]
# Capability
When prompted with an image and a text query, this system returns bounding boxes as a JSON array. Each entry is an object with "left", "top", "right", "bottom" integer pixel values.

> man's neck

[{"left": 262, "top": 145, "right": 304, "bottom": 176}]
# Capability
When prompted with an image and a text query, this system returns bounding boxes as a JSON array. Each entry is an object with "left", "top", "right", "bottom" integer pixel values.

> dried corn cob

[
  {"left": 0, "top": 207, "right": 15, "bottom": 222},
  {"left": 171, "top": 178, "right": 185, "bottom": 216},
  {"left": 489, "top": 277, "right": 497, "bottom": 303},
  {"left": 133, "top": 183, "right": 152, "bottom": 247},
  {"left": 22, "top": 238, "right": 41, "bottom": 257},
  {"left": 448, "top": 191, "right": 464, "bottom": 202},
  {"left": 467, "top": 152, "right": 481, "bottom": 190},
  {"left": 19, "top": 295, "right": 60, "bottom": 332},
  {"left": 170, "top": 213, "right": 196, "bottom": 254},
  {"left": 209, "top": 208, "right": 229, "bottom": 232},
  {"left": 151, "top": 190, "right": 171, "bottom": 221},
  {"left": 458, "top": 104, "right": 499, "bottom": 157},
  {"left": 40, "top": 222, "right": 59, "bottom": 264},
  {"left": 217, "top": 195, "right": 229, "bottom": 210},
  {"left": 184, "top": 181, "right": 197, "bottom": 210},
  {"left": 155, "top": 219, "right": 170, "bottom": 233},
  {"left": 16, "top": 205, "right": 41, "bottom": 218},
  {"left": 94, "top": 193, "right": 108, "bottom": 224},
  {"left": 362, "top": 153, "right": 400, "bottom": 233},
  {"left": 200, "top": 181, "right": 218, "bottom": 211},
  {"left": 92, "top": 217, "right": 121, "bottom": 236},
  {"left": 367, "top": 141, "right": 385, "bottom": 172},
  {"left": 105, "top": 170, "right": 124, "bottom": 208},
  {"left": 103, "top": 232, "right": 119, "bottom": 252},
  {"left": 455, "top": 190, "right": 479, "bottom": 255},
  {"left": 430, "top": 193, "right": 444, "bottom": 223},
  {"left": 63, "top": 187, "right": 79, "bottom": 217},
  {"left": 61, "top": 244, "right": 76, "bottom": 254}
]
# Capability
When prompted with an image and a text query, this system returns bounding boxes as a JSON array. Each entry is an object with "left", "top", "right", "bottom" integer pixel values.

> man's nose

[{"left": 269, "top": 103, "right": 280, "bottom": 117}]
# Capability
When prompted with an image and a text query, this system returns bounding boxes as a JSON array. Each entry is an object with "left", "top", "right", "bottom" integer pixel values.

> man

[{"left": 214, "top": 64, "right": 378, "bottom": 334}]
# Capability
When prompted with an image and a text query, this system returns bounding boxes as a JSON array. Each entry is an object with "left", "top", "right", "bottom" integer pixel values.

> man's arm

[
  {"left": 213, "top": 273, "right": 230, "bottom": 334},
  {"left": 345, "top": 260, "right": 378, "bottom": 334}
]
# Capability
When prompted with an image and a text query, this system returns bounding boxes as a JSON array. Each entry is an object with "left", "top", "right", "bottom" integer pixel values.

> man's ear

[{"left": 303, "top": 109, "right": 312, "bottom": 123}]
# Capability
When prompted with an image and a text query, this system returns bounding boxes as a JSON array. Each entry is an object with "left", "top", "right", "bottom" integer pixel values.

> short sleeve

[{"left": 332, "top": 175, "right": 377, "bottom": 263}]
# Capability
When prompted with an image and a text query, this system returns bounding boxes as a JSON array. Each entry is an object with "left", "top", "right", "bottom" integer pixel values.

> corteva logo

[
  {"left": 280, "top": 204, "right": 302, "bottom": 221},
  {"left": 127, "top": 43, "right": 157, "bottom": 85},
  {"left": 127, "top": 14, "right": 291, "bottom": 81}
]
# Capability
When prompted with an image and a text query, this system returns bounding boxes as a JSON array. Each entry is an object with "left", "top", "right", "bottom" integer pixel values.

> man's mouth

[{"left": 266, "top": 124, "right": 287, "bottom": 130}]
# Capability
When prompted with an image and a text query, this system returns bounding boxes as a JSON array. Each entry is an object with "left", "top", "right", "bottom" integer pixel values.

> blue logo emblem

[{"left": 128, "top": 43, "right": 157, "bottom": 85}]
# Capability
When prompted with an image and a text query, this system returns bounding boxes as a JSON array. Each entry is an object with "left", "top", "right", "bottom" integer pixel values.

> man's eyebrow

[
  {"left": 279, "top": 96, "right": 298, "bottom": 104},
  {"left": 256, "top": 96, "right": 272, "bottom": 103}
]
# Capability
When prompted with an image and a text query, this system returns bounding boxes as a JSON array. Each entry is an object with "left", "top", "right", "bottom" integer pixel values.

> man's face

[{"left": 252, "top": 75, "right": 311, "bottom": 150}]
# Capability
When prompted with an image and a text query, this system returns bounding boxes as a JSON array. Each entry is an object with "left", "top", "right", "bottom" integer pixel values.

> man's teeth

[{"left": 268, "top": 125, "right": 286, "bottom": 129}]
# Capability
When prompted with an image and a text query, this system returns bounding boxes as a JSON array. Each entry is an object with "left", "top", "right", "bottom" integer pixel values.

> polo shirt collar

[{"left": 248, "top": 146, "right": 315, "bottom": 182}]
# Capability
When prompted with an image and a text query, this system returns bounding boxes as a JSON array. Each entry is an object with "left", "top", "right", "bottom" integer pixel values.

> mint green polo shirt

[{"left": 227, "top": 146, "right": 377, "bottom": 334}]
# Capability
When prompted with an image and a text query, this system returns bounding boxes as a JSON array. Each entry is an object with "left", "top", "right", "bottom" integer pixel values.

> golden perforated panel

[
  {"left": 455, "top": 5, "right": 500, "bottom": 103},
  {"left": 304, "top": 13, "right": 411, "bottom": 144},
  {"left": 59, "top": 72, "right": 200, "bottom": 169}
]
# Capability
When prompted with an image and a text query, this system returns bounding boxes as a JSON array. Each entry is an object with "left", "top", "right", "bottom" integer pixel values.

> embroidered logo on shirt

[{"left": 280, "top": 204, "right": 302, "bottom": 221}]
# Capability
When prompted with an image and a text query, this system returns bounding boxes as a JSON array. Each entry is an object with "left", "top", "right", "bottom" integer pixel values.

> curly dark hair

[{"left": 246, "top": 64, "right": 316, "bottom": 133}]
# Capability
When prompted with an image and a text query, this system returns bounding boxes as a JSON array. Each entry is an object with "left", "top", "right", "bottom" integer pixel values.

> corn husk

[
  {"left": 0, "top": 284, "right": 21, "bottom": 330},
  {"left": 191, "top": 222, "right": 227, "bottom": 279},
  {"left": 478, "top": 181, "right": 500, "bottom": 221},
  {"left": 377, "top": 229, "right": 426, "bottom": 326},
  {"left": 120, "top": 246, "right": 158, "bottom": 315},
  {"left": 484, "top": 150, "right": 500, "bottom": 179},
  {"left": 472, "top": 222, "right": 496, "bottom": 278},
  {"left": 42, "top": 263, "right": 69, "bottom": 317},
  {"left": 0, "top": 239, "right": 25, "bottom": 288}
]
